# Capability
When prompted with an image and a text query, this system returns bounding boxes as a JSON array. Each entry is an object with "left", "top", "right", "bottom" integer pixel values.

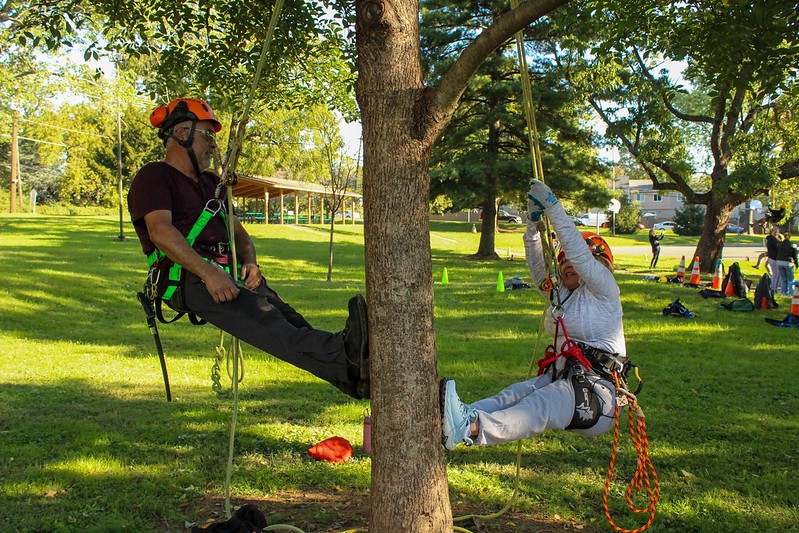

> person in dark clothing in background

[
  {"left": 774, "top": 232, "right": 798, "bottom": 295},
  {"left": 754, "top": 227, "right": 782, "bottom": 275},
  {"left": 648, "top": 227, "right": 665, "bottom": 269}
]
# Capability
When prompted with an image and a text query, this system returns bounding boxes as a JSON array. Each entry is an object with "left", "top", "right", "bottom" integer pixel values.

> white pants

[{"left": 470, "top": 370, "right": 617, "bottom": 445}]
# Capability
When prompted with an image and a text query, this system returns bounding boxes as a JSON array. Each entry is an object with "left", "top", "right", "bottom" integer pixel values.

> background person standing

[
  {"left": 775, "top": 232, "right": 798, "bottom": 295},
  {"left": 648, "top": 227, "right": 665, "bottom": 269}
]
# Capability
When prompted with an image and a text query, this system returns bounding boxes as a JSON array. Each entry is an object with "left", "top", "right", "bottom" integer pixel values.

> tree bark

[
  {"left": 474, "top": 196, "right": 500, "bottom": 258},
  {"left": 472, "top": 117, "right": 502, "bottom": 259},
  {"left": 692, "top": 193, "right": 736, "bottom": 273},
  {"left": 357, "top": 1, "right": 452, "bottom": 531},
  {"left": 355, "top": 0, "right": 571, "bottom": 530}
]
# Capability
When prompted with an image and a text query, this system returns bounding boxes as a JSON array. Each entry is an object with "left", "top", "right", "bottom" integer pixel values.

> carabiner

[{"left": 204, "top": 198, "right": 224, "bottom": 216}]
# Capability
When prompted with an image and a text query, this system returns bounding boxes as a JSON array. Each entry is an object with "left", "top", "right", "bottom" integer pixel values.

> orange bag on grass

[{"left": 307, "top": 436, "right": 353, "bottom": 464}]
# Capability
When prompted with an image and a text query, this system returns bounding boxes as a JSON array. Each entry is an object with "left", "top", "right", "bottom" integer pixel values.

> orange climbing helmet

[
  {"left": 149, "top": 98, "right": 222, "bottom": 139},
  {"left": 558, "top": 231, "right": 614, "bottom": 268}
]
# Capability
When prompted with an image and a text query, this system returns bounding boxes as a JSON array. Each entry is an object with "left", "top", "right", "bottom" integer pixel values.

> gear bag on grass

[
  {"left": 662, "top": 299, "right": 695, "bottom": 318},
  {"left": 753, "top": 273, "right": 779, "bottom": 310},
  {"left": 721, "top": 262, "right": 748, "bottom": 298},
  {"left": 191, "top": 504, "right": 268, "bottom": 533},
  {"left": 719, "top": 298, "right": 754, "bottom": 312}
]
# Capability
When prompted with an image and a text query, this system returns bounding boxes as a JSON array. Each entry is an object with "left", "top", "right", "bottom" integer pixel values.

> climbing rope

[
  {"left": 211, "top": 330, "right": 245, "bottom": 398},
  {"left": 602, "top": 376, "right": 660, "bottom": 533},
  {"left": 214, "top": 0, "right": 286, "bottom": 520}
]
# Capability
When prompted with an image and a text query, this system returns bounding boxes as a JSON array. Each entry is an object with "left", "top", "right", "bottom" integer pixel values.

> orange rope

[{"left": 602, "top": 375, "right": 660, "bottom": 533}]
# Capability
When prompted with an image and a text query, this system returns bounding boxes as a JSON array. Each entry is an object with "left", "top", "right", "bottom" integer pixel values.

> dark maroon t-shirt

[{"left": 128, "top": 162, "right": 231, "bottom": 293}]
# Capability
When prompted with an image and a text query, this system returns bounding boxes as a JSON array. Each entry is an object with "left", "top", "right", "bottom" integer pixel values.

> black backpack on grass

[
  {"left": 753, "top": 273, "right": 778, "bottom": 310},
  {"left": 721, "top": 262, "right": 748, "bottom": 298}
]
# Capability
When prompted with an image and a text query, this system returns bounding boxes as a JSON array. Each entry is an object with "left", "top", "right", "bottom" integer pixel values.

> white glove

[{"left": 526, "top": 179, "right": 559, "bottom": 221}]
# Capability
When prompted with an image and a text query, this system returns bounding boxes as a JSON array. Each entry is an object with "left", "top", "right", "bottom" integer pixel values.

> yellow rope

[
  {"left": 218, "top": 0, "right": 286, "bottom": 519},
  {"left": 453, "top": 1, "right": 565, "bottom": 527}
]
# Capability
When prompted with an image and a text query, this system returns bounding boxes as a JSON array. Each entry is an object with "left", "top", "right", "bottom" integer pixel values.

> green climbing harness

[{"left": 145, "top": 197, "right": 234, "bottom": 306}]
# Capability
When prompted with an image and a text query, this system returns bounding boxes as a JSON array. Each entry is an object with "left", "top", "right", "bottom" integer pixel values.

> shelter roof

[{"left": 232, "top": 171, "right": 361, "bottom": 199}]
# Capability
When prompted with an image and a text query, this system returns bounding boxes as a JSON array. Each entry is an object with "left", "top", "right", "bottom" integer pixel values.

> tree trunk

[
  {"left": 693, "top": 195, "right": 736, "bottom": 273},
  {"left": 327, "top": 217, "right": 335, "bottom": 282},
  {"left": 474, "top": 196, "right": 500, "bottom": 258},
  {"left": 472, "top": 117, "right": 501, "bottom": 259},
  {"left": 357, "top": 1, "right": 453, "bottom": 531}
]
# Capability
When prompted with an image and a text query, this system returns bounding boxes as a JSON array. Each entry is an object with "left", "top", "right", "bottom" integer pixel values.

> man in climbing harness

[
  {"left": 128, "top": 97, "right": 369, "bottom": 400},
  {"left": 441, "top": 179, "right": 630, "bottom": 449}
]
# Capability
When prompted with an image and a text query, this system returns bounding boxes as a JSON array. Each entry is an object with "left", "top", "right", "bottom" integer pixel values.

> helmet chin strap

[{"left": 175, "top": 121, "right": 202, "bottom": 177}]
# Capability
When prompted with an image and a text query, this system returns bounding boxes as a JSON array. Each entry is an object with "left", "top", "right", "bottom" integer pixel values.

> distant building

[{"left": 623, "top": 180, "right": 685, "bottom": 226}]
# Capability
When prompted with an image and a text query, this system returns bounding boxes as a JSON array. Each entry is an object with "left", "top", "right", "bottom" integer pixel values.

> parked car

[
  {"left": 572, "top": 217, "right": 586, "bottom": 226},
  {"left": 497, "top": 209, "right": 523, "bottom": 223},
  {"left": 726, "top": 223, "right": 745, "bottom": 234},
  {"left": 577, "top": 212, "right": 608, "bottom": 226},
  {"left": 479, "top": 209, "right": 523, "bottom": 224},
  {"left": 653, "top": 221, "right": 677, "bottom": 231}
]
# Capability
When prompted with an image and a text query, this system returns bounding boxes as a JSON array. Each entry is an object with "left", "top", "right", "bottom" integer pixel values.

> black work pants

[
  {"left": 180, "top": 271, "right": 354, "bottom": 396},
  {"left": 650, "top": 246, "right": 661, "bottom": 269}
]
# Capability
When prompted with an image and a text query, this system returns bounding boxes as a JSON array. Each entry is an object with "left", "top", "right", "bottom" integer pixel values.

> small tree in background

[
  {"left": 614, "top": 194, "right": 642, "bottom": 234},
  {"left": 674, "top": 204, "right": 706, "bottom": 236}
]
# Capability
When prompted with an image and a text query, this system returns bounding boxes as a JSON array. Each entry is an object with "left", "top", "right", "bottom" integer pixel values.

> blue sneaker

[{"left": 439, "top": 378, "right": 477, "bottom": 450}]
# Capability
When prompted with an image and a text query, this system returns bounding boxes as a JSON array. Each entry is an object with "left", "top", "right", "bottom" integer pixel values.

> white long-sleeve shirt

[{"left": 523, "top": 202, "right": 626, "bottom": 357}]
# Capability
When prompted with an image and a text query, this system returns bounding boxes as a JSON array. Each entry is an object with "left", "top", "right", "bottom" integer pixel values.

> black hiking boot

[{"left": 343, "top": 294, "right": 370, "bottom": 399}]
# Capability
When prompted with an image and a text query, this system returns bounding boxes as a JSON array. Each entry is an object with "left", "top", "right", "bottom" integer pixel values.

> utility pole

[
  {"left": 9, "top": 112, "right": 19, "bottom": 213},
  {"left": 114, "top": 109, "right": 127, "bottom": 241}
]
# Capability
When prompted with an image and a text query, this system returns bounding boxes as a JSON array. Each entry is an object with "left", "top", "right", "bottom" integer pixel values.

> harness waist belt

[{"left": 575, "top": 341, "right": 628, "bottom": 380}]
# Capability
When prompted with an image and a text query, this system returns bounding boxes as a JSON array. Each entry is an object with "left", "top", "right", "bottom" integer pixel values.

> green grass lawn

[{"left": 1, "top": 215, "right": 797, "bottom": 532}]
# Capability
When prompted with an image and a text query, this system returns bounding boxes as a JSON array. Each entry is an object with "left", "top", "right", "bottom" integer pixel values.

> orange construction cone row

[
  {"left": 710, "top": 260, "right": 723, "bottom": 291},
  {"left": 688, "top": 256, "right": 702, "bottom": 285},
  {"left": 791, "top": 283, "right": 799, "bottom": 316},
  {"left": 675, "top": 256, "right": 686, "bottom": 282}
]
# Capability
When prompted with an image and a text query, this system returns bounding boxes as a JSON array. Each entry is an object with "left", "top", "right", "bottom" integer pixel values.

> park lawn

[{"left": 0, "top": 215, "right": 796, "bottom": 533}]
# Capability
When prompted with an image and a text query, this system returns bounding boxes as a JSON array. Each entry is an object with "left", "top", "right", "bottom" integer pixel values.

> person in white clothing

[{"left": 441, "top": 179, "right": 631, "bottom": 450}]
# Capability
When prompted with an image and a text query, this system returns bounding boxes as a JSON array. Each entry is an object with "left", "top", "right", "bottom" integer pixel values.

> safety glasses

[{"left": 177, "top": 126, "right": 217, "bottom": 142}]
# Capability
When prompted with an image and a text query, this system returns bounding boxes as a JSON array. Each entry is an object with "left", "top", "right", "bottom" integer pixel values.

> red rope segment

[
  {"left": 602, "top": 374, "right": 660, "bottom": 533},
  {"left": 536, "top": 317, "right": 593, "bottom": 376}
]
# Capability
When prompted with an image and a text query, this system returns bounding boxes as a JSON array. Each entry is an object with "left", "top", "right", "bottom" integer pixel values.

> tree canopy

[{"left": 546, "top": 0, "right": 799, "bottom": 268}]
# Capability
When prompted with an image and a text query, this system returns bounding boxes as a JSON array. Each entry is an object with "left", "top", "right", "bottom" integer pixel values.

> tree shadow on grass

[{"left": 0, "top": 377, "right": 372, "bottom": 532}]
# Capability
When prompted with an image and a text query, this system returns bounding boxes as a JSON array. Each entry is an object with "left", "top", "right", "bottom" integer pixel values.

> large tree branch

[
  {"left": 719, "top": 63, "right": 754, "bottom": 159},
  {"left": 632, "top": 48, "right": 714, "bottom": 124},
  {"left": 780, "top": 159, "right": 799, "bottom": 180},
  {"left": 739, "top": 88, "right": 769, "bottom": 134},
  {"left": 589, "top": 96, "right": 699, "bottom": 201},
  {"left": 708, "top": 89, "right": 727, "bottom": 167},
  {"left": 415, "top": 0, "right": 571, "bottom": 140}
]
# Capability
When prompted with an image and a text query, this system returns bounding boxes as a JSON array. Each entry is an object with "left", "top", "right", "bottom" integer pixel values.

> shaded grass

[{"left": 0, "top": 215, "right": 797, "bottom": 532}]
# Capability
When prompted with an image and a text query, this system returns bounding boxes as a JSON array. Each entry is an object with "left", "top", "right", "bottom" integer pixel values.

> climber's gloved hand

[{"left": 526, "top": 179, "right": 558, "bottom": 222}]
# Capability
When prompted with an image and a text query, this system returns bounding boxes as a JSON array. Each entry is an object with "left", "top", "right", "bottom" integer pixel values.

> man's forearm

[{"left": 150, "top": 223, "right": 223, "bottom": 282}]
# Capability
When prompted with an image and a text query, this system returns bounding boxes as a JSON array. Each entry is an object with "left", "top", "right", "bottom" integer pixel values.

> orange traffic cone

[
  {"left": 723, "top": 272, "right": 736, "bottom": 296},
  {"left": 791, "top": 283, "right": 799, "bottom": 316},
  {"left": 675, "top": 256, "right": 686, "bottom": 282},
  {"left": 688, "top": 256, "right": 701, "bottom": 285},
  {"left": 710, "top": 260, "right": 723, "bottom": 290}
]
